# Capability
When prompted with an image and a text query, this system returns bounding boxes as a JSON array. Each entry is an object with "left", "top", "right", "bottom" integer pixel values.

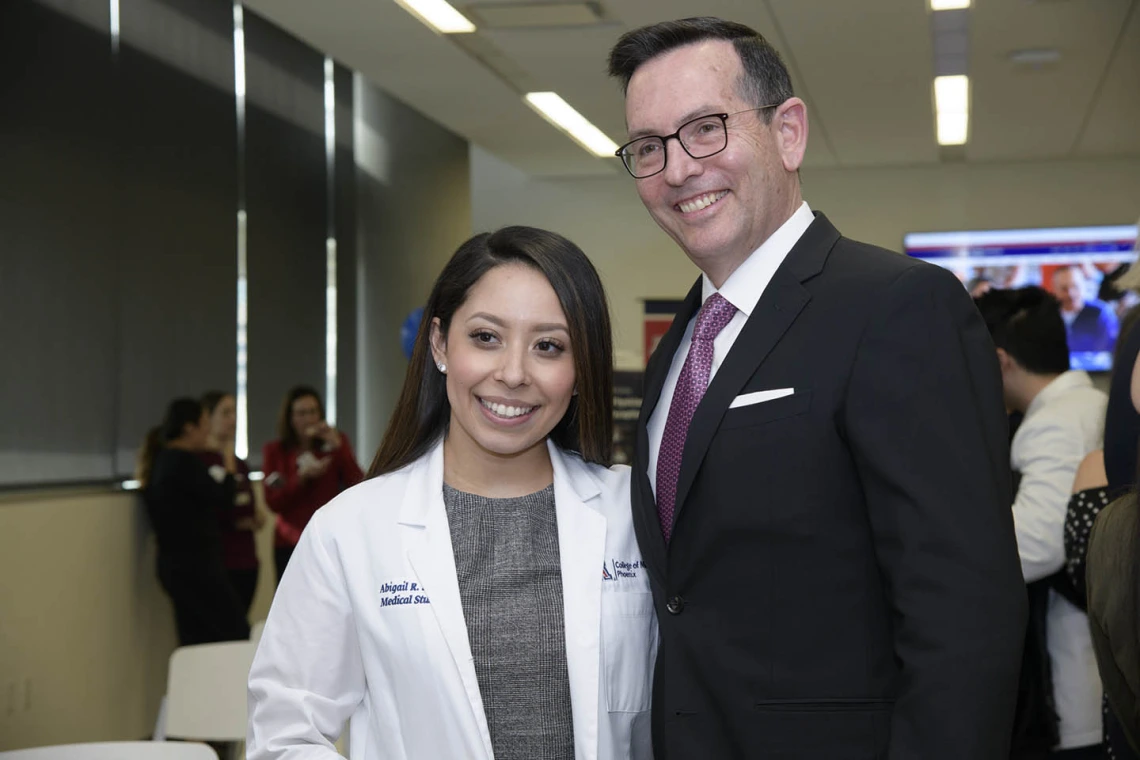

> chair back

[{"left": 166, "top": 640, "right": 257, "bottom": 741}]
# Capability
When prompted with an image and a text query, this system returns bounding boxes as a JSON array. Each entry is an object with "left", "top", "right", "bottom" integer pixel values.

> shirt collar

[
  {"left": 1024, "top": 370, "right": 1094, "bottom": 418},
  {"left": 701, "top": 201, "right": 814, "bottom": 315}
]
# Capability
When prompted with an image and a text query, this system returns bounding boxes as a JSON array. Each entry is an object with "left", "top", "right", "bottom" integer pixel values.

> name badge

[
  {"left": 603, "top": 558, "right": 645, "bottom": 581},
  {"left": 378, "top": 579, "right": 430, "bottom": 607}
]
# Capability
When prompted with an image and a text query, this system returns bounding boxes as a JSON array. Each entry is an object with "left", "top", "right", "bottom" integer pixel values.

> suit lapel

[
  {"left": 671, "top": 214, "right": 840, "bottom": 528},
  {"left": 634, "top": 282, "right": 702, "bottom": 582}
]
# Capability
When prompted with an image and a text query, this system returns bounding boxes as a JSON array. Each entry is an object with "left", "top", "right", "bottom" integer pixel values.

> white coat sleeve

[
  {"left": 1011, "top": 418, "right": 1086, "bottom": 583},
  {"left": 248, "top": 512, "right": 365, "bottom": 759}
]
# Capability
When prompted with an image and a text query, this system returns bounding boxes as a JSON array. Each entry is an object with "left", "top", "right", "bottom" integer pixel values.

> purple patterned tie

[{"left": 656, "top": 293, "right": 737, "bottom": 542}]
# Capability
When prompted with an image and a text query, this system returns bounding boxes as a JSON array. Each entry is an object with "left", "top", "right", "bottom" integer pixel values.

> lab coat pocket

[{"left": 601, "top": 591, "right": 656, "bottom": 713}]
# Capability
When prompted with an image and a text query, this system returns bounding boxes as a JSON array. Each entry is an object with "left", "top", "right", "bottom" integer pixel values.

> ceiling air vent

[{"left": 1008, "top": 48, "right": 1062, "bottom": 67}]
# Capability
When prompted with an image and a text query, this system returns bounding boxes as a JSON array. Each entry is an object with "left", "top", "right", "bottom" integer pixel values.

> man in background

[
  {"left": 1051, "top": 265, "right": 1119, "bottom": 355},
  {"left": 976, "top": 286, "right": 1107, "bottom": 759}
]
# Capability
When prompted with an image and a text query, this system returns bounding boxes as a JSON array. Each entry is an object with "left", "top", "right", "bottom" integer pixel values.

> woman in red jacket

[{"left": 262, "top": 385, "right": 363, "bottom": 583}]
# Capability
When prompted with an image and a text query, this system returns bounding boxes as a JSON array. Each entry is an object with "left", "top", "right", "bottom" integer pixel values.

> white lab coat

[
  {"left": 1010, "top": 370, "right": 1106, "bottom": 749},
  {"left": 248, "top": 439, "right": 656, "bottom": 760}
]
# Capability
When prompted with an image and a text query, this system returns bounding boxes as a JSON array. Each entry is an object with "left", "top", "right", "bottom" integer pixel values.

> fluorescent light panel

[
  {"left": 394, "top": 0, "right": 475, "bottom": 33},
  {"left": 934, "top": 74, "right": 969, "bottom": 145},
  {"left": 109, "top": 0, "right": 119, "bottom": 51},
  {"left": 931, "top": 0, "right": 970, "bottom": 9},
  {"left": 524, "top": 92, "right": 618, "bottom": 157},
  {"left": 323, "top": 58, "right": 338, "bottom": 427}
]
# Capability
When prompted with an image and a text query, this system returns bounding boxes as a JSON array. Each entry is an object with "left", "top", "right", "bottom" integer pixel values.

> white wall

[{"left": 471, "top": 146, "right": 1140, "bottom": 366}]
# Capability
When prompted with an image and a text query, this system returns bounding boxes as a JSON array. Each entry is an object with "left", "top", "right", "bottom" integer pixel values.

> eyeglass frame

[{"left": 614, "top": 105, "right": 782, "bottom": 179}]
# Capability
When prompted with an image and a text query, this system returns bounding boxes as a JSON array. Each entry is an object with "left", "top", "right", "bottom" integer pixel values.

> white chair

[
  {"left": 0, "top": 742, "right": 217, "bottom": 760},
  {"left": 164, "top": 640, "right": 257, "bottom": 743}
]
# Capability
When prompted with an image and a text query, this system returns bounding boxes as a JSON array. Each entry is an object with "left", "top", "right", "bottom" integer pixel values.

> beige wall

[
  {"left": 471, "top": 147, "right": 1140, "bottom": 366},
  {"left": 0, "top": 487, "right": 277, "bottom": 751}
]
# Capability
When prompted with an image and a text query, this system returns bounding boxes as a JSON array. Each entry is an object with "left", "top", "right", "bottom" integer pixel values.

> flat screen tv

[{"left": 905, "top": 224, "right": 1139, "bottom": 371}]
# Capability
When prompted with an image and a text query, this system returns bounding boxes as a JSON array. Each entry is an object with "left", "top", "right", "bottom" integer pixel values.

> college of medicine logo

[{"left": 602, "top": 562, "right": 615, "bottom": 581}]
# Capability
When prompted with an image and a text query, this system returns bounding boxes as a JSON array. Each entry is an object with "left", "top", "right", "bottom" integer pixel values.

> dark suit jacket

[{"left": 634, "top": 214, "right": 1028, "bottom": 759}]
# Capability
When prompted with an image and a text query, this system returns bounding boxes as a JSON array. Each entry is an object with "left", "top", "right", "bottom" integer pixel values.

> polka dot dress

[
  {"left": 1064, "top": 486, "right": 1113, "bottom": 603},
  {"left": 1104, "top": 694, "right": 1138, "bottom": 759}
]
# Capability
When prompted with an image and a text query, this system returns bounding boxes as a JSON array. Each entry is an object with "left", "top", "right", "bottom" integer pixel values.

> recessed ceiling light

[
  {"left": 931, "top": 0, "right": 971, "bottom": 9},
  {"left": 934, "top": 75, "right": 969, "bottom": 145},
  {"left": 524, "top": 92, "right": 619, "bottom": 157},
  {"left": 393, "top": 0, "right": 476, "bottom": 34}
]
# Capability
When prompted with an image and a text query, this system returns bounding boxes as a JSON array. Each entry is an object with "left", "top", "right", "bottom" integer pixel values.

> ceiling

[{"left": 241, "top": 0, "right": 1140, "bottom": 178}]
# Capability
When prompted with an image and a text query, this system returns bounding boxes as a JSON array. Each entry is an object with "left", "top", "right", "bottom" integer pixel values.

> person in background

[
  {"left": 1061, "top": 304, "right": 1140, "bottom": 759},
  {"left": 969, "top": 274, "right": 995, "bottom": 298},
  {"left": 1097, "top": 263, "right": 1140, "bottom": 322},
  {"left": 137, "top": 397, "right": 250, "bottom": 645},
  {"left": 1086, "top": 442, "right": 1140, "bottom": 758},
  {"left": 262, "top": 385, "right": 363, "bottom": 583},
  {"left": 248, "top": 226, "right": 654, "bottom": 760},
  {"left": 1051, "top": 265, "right": 1119, "bottom": 355},
  {"left": 975, "top": 287, "right": 1107, "bottom": 758},
  {"left": 1084, "top": 262, "right": 1140, "bottom": 758},
  {"left": 1105, "top": 279, "right": 1140, "bottom": 498},
  {"left": 200, "top": 390, "right": 264, "bottom": 617}
]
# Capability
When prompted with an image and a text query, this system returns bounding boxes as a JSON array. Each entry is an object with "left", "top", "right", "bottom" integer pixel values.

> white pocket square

[{"left": 729, "top": 388, "right": 795, "bottom": 409}]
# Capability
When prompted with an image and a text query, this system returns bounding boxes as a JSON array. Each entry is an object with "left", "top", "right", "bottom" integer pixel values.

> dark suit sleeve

[{"left": 843, "top": 265, "right": 1027, "bottom": 759}]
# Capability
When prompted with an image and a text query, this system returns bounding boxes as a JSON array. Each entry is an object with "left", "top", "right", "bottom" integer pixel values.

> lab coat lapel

[
  {"left": 549, "top": 442, "right": 605, "bottom": 760},
  {"left": 398, "top": 440, "right": 493, "bottom": 759}
]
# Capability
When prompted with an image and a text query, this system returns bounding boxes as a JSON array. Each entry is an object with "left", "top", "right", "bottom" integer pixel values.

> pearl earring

[{"left": 437, "top": 363, "right": 446, "bottom": 374}]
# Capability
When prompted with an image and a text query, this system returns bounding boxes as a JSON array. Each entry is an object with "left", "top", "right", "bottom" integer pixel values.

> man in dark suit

[{"left": 607, "top": 17, "right": 1028, "bottom": 759}]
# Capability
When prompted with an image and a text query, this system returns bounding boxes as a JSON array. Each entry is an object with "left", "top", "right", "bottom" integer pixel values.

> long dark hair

[
  {"left": 136, "top": 397, "right": 204, "bottom": 487},
  {"left": 275, "top": 385, "right": 324, "bottom": 451},
  {"left": 369, "top": 226, "right": 614, "bottom": 477}
]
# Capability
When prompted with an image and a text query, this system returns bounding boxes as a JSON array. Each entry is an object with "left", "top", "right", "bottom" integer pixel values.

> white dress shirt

[
  {"left": 1010, "top": 369, "right": 1107, "bottom": 749},
  {"left": 647, "top": 202, "right": 814, "bottom": 497}
]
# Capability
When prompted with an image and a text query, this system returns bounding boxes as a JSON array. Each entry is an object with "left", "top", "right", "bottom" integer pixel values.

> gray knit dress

[{"left": 443, "top": 483, "right": 575, "bottom": 760}]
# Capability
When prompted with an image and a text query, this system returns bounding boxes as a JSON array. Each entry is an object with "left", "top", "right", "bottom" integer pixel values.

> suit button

[{"left": 666, "top": 596, "right": 685, "bottom": 614}]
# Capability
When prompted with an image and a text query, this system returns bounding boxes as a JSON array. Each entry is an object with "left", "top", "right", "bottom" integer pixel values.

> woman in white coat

[{"left": 248, "top": 226, "right": 656, "bottom": 760}]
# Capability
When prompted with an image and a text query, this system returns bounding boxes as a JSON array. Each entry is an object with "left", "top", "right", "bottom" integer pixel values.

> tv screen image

[{"left": 905, "top": 224, "right": 1139, "bottom": 371}]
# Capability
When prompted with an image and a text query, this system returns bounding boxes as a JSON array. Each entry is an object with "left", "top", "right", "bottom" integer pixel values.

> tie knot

[{"left": 693, "top": 293, "right": 737, "bottom": 341}]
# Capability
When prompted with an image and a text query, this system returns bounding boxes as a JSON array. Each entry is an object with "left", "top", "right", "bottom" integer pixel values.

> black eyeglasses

[{"left": 615, "top": 105, "right": 781, "bottom": 179}]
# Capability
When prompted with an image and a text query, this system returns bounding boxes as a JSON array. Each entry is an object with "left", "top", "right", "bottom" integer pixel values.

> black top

[
  {"left": 145, "top": 447, "right": 234, "bottom": 567},
  {"left": 1105, "top": 316, "right": 1140, "bottom": 492}
]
